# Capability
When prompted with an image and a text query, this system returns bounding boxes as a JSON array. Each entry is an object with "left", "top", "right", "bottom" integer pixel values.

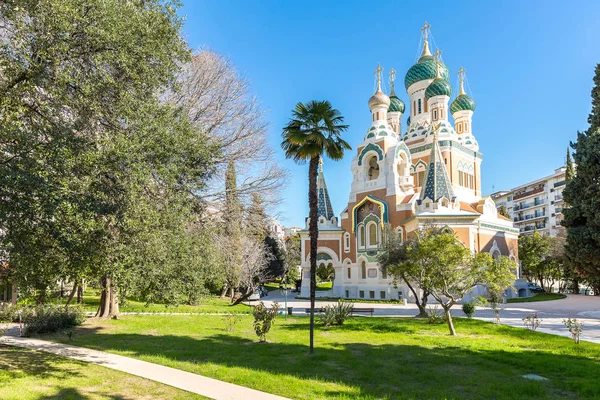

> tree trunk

[
  {"left": 403, "top": 276, "right": 428, "bottom": 317},
  {"left": 228, "top": 286, "right": 235, "bottom": 301},
  {"left": 77, "top": 285, "right": 83, "bottom": 304},
  {"left": 65, "top": 283, "right": 78, "bottom": 309},
  {"left": 96, "top": 277, "right": 120, "bottom": 319},
  {"left": 443, "top": 306, "right": 456, "bottom": 336},
  {"left": 308, "top": 156, "right": 319, "bottom": 355},
  {"left": 220, "top": 284, "right": 228, "bottom": 298}
]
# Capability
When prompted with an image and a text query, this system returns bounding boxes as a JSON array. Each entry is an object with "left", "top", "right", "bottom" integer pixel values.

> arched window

[
  {"left": 368, "top": 222, "right": 378, "bottom": 248},
  {"left": 367, "top": 156, "right": 380, "bottom": 180},
  {"left": 397, "top": 153, "right": 408, "bottom": 177},
  {"left": 347, "top": 267, "right": 351, "bottom": 279},
  {"left": 418, "top": 99, "right": 422, "bottom": 114},
  {"left": 361, "top": 261, "right": 366, "bottom": 279},
  {"left": 358, "top": 225, "right": 365, "bottom": 248},
  {"left": 344, "top": 232, "right": 350, "bottom": 252},
  {"left": 433, "top": 109, "right": 438, "bottom": 120}
]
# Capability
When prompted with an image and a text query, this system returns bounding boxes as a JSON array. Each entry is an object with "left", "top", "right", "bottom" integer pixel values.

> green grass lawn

[
  {"left": 39, "top": 314, "right": 600, "bottom": 399},
  {"left": 0, "top": 345, "right": 205, "bottom": 399},
  {"left": 508, "top": 293, "right": 568, "bottom": 303},
  {"left": 21, "top": 288, "right": 251, "bottom": 314}
]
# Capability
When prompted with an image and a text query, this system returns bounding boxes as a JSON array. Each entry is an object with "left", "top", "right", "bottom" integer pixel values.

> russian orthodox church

[{"left": 299, "top": 23, "right": 519, "bottom": 301}]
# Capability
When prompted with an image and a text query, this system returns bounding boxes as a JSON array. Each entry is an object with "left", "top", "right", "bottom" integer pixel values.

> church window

[
  {"left": 344, "top": 232, "right": 350, "bottom": 252},
  {"left": 458, "top": 123, "right": 462, "bottom": 133},
  {"left": 433, "top": 110, "right": 438, "bottom": 120},
  {"left": 380, "top": 291, "right": 386, "bottom": 299},
  {"left": 368, "top": 223, "right": 378, "bottom": 247},
  {"left": 367, "top": 156, "right": 380, "bottom": 180},
  {"left": 347, "top": 267, "right": 351, "bottom": 279},
  {"left": 369, "top": 290, "right": 375, "bottom": 299},
  {"left": 361, "top": 261, "right": 366, "bottom": 280},
  {"left": 418, "top": 99, "right": 422, "bottom": 114},
  {"left": 358, "top": 225, "right": 365, "bottom": 248},
  {"left": 359, "top": 290, "right": 365, "bottom": 298},
  {"left": 413, "top": 101, "right": 416, "bottom": 116},
  {"left": 418, "top": 170, "right": 426, "bottom": 187},
  {"left": 345, "top": 290, "right": 350, "bottom": 298}
]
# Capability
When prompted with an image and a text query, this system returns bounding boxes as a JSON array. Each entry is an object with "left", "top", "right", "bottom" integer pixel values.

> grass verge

[
  {"left": 40, "top": 314, "right": 600, "bottom": 399},
  {"left": 508, "top": 293, "right": 568, "bottom": 303},
  {"left": 0, "top": 345, "right": 205, "bottom": 399}
]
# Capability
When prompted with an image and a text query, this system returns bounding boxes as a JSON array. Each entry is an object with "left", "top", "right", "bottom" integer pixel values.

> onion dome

[
  {"left": 388, "top": 94, "right": 405, "bottom": 113},
  {"left": 425, "top": 78, "right": 452, "bottom": 99},
  {"left": 450, "top": 94, "right": 476, "bottom": 114},
  {"left": 451, "top": 68, "right": 476, "bottom": 114},
  {"left": 404, "top": 41, "right": 450, "bottom": 90},
  {"left": 368, "top": 89, "right": 390, "bottom": 110}
]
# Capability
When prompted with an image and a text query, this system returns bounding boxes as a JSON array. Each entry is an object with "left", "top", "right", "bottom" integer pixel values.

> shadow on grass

[
  {"left": 0, "top": 344, "right": 84, "bottom": 381},
  {"left": 50, "top": 321, "right": 600, "bottom": 400},
  {"left": 38, "top": 387, "right": 128, "bottom": 400}
]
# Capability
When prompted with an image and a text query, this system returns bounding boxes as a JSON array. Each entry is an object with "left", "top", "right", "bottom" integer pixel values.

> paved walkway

[
  {"left": 262, "top": 293, "right": 600, "bottom": 344},
  {"left": 2, "top": 327, "right": 290, "bottom": 400}
]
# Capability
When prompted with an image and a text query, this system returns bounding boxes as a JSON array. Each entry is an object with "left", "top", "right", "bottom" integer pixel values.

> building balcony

[
  {"left": 520, "top": 223, "right": 547, "bottom": 233},
  {"left": 514, "top": 213, "right": 546, "bottom": 223},
  {"left": 513, "top": 199, "right": 546, "bottom": 211},
  {"left": 513, "top": 186, "right": 545, "bottom": 201}
]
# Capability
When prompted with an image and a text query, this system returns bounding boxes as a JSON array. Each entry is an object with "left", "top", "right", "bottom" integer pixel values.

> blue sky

[{"left": 181, "top": 1, "right": 600, "bottom": 227}]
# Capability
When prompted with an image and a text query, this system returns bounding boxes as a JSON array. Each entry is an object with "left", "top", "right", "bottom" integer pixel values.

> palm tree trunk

[{"left": 308, "top": 156, "right": 319, "bottom": 355}]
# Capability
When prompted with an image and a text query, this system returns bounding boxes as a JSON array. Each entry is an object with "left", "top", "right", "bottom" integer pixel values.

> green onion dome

[
  {"left": 425, "top": 78, "right": 452, "bottom": 100},
  {"left": 450, "top": 93, "right": 476, "bottom": 114},
  {"left": 388, "top": 94, "right": 405, "bottom": 113},
  {"left": 404, "top": 48, "right": 450, "bottom": 90}
]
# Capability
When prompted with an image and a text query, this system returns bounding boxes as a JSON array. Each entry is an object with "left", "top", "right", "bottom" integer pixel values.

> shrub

[
  {"left": 23, "top": 306, "right": 86, "bottom": 336},
  {"left": 0, "top": 304, "right": 18, "bottom": 323},
  {"left": 461, "top": 302, "right": 476, "bottom": 319},
  {"left": 252, "top": 301, "right": 279, "bottom": 342},
  {"left": 321, "top": 300, "right": 354, "bottom": 327},
  {"left": 426, "top": 306, "right": 444, "bottom": 324},
  {"left": 563, "top": 318, "right": 584, "bottom": 344},
  {"left": 222, "top": 312, "right": 241, "bottom": 333},
  {"left": 523, "top": 313, "right": 542, "bottom": 331}
]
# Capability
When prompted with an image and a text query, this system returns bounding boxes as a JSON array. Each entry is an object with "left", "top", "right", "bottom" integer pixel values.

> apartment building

[{"left": 491, "top": 166, "right": 566, "bottom": 236}]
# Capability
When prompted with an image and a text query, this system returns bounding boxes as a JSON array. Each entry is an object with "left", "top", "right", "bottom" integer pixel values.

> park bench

[
  {"left": 350, "top": 307, "right": 375, "bottom": 317},
  {"left": 304, "top": 308, "right": 325, "bottom": 314}
]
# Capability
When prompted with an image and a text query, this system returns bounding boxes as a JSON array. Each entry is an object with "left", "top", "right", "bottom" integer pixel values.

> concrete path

[
  {"left": 2, "top": 328, "right": 290, "bottom": 400},
  {"left": 262, "top": 293, "right": 600, "bottom": 344}
]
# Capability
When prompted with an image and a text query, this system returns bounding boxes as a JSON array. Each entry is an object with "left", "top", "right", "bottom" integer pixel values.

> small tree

[
  {"left": 498, "top": 205, "right": 511, "bottom": 219},
  {"left": 563, "top": 318, "right": 584, "bottom": 344},
  {"left": 252, "top": 301, "right": 279, "bottom": 342},
  {"left": 378, "top": 227, "right": 430, "bottom": 317},
  {"left": 399, "top": 230, "right": 515, "bottom": 335},
  {"left": 519, "top": 230, "right": 551, "bottom": 288}
]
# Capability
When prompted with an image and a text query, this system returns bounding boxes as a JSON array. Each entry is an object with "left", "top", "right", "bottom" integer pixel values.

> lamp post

[{"left": 280, "top": 286, "right": 290, "bottom": 319}]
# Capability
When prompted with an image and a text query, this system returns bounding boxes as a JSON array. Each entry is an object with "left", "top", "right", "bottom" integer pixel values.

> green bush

[
  {"left": 462, "top": 302, "right": 476, "bottom": 319},
  {"left": 23, "top": 306, "right": 86, "bottom": 336},
  {"left": 0, "top": 304, "right": 19, "bottom": 323},
  {"left": 426, "top": 306, "right": 445, "bottom": 324},
  {"left": 252, "top": 301, "right": 279, "bottom": 342},
  {"left": 321, "top": 300, "right": 354, "bottom": 327}
]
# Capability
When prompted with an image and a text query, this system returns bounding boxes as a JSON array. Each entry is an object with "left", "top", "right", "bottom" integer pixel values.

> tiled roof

[
  {"left": 317, "top": 162, "right": 334, "bottom": 220},
  {"left": 420, "top": 137, "right": 456, "bottom": 203}
]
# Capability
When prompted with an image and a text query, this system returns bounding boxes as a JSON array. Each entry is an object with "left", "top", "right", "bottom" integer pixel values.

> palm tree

[{"left": 281, "top": 100, "right": 351, "bottom": 354}]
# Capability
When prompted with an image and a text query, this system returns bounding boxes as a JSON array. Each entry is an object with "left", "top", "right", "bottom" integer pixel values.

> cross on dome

[
  {"left": 458, "top": 66, "right": 466, "bottom": 95},
  {"left": 374, "top": 64, "right": 383, "bottom": 91},
  {"left": 388, "top": 68, "right": 396, "bottom": 94},
  {"left": 420, "top": 21, "right": 431, "bottom": 41},
  {"left": 433, "top": 49, "right": 443, "bottom": 78}
]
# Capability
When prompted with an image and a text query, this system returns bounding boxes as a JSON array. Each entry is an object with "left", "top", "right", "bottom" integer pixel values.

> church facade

[{"left": 299, "top": 25, "right": 519, "bottom": 302}]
